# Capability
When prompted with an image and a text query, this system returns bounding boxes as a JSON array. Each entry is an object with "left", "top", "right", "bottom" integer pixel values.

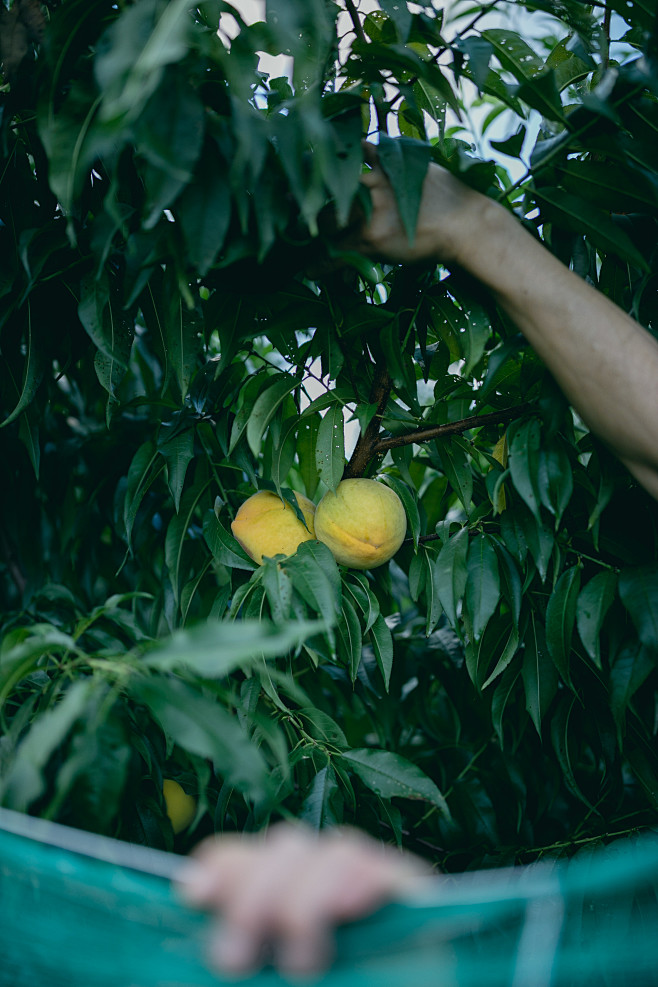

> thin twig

[
  {"left": 343, "top": 0, "right": 388, "bottom": 132},
  {"left": 344, "top": 0, "right": 367, "bottom": 44},
  {"left": 373, "top": 404, "right": 529, "bottom": 454}
]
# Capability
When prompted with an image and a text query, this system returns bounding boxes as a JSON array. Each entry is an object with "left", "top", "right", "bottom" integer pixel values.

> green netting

[{"left": 1, "top": 809, "right": 657, "bottom": 987}]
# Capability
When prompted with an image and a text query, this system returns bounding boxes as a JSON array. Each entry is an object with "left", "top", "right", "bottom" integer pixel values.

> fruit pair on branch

[{"left": 232, "top": 479, "right": 407, "bottom": 571}]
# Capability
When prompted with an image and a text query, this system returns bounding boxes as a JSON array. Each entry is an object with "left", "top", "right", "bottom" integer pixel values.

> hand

[
  {"left": 177, "top": 823, "right": 432, "bottom": 978},
  {"left": 343, "top": 142, "right": 492, "bottom": 269}
]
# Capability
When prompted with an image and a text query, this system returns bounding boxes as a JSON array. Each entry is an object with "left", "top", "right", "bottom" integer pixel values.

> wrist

[{"left": 448, "top": 192, "right": 516, "bottom": 277}]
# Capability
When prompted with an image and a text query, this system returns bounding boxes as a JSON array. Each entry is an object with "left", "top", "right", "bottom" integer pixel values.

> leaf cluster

[{"left": 1, "top": 0, "right": 658, "bottom": 867}]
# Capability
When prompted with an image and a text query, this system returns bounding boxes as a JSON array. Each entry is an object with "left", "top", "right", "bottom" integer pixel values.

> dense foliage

[{"left": 1, "top": 0, "right": 658, "bottom": 870}]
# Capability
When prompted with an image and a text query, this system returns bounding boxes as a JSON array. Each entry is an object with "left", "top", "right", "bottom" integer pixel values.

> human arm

[
  {"left": 352, "top": 149, "right": 658, "bottom": 500},
  {"left": 178, "top": 824, "right": 432, "bottom": 977}
]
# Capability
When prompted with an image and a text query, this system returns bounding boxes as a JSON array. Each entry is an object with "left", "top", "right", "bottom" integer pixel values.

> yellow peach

[
  {"left": 314, "top": 478, "right": 406, "bottom": 569},
  {"left": 231, "top": 490, "right": 316, "bottom": 564},
  {"left": 163, "top": 779, "right": 196, "bottom": 834}
]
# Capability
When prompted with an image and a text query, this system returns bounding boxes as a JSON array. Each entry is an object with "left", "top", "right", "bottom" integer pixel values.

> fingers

[
  {"left": 177, "top": 825, "right": 432, "bottom": 978},
  {"left": 180, "top": 826, "right": 334, "bottom": 976}
]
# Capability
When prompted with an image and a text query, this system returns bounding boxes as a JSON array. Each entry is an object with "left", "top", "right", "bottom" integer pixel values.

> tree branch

[
  {"left": 372, "top": 404, "right": 529, "bottom": 454},
  {"left": 344, "top": 0, "right": 388, "bottom": 133},
  {"left": 343, "top": 365, "right": 393, "bottom": 479},
  {"left": 344, "top": 0, "right": 367, "bottom": 44}
]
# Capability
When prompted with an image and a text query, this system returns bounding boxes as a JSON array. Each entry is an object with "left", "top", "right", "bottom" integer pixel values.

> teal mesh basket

[{"left": 1, "top": 808, "right": 657, "bottom": 987}]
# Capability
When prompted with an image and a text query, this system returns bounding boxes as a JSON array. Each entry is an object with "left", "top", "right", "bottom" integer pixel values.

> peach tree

[{"left": 1, "top": 0, "right": 658, "bottom": 868}]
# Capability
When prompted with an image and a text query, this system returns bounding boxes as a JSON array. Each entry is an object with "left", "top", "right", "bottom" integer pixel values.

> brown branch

[
  {"left": 343, "top": 366, "right": 393, "bottom": 479},
  {"left": 344, "top": 0, "right": 388, "bottom": 133},
  {"left": 602, "top": 3, "right": 612, "bottom": 70},
  {"left": 413, "top": 532, "right": 441, "bottom": 544},
  {"left": 372, "top": 404, "right": 529, "bottom": 454},
  {"left": 344, "top": 0, "right": 368, "bottom": 44}
]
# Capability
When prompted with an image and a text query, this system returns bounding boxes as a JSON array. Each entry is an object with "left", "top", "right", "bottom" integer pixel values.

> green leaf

[
  {"left": 229, "top": 374, "right": 269, "bottom": 454},
  {"left": 297, "top": 708, "right": 348, "bottom": 749},
  {"left": 515, "top": 503, "right": 555, "bottom": 583},
  {"left": 315, "top": 404, "right": 345, "bottom": 493},
  {"left": 370, "top": 613, "right": 394, "bottom": 691},
  {"left": 135, "top": 74, "right": 206, "bottom": 229},
  {"left": 423, "top": 546, "right": 443, "bottom": 636},
  {"left": 341, "top": 748, "right": 450, "bottom": 816},
  {"left": 271, "top": 417, "right": 299, "bottom": 498},
  {"left": 550, "top": 695, "right": 594, "bottom": 810},
  {"left": 546, "top": 565, "right": 581, "bottom": 688},
  {"left": 379, "top": 474, "right": 419, "bottom": 548},
  {"left": 297, "top": 413, "right": 321, "bottom": 499},
  {"left": 532, "top": 187, "right": 650, "bottom": 272},
  {"left": 132, "top": 676, "right": 272, "bottom": 805},
  {"left": 168, "top": 300, "right": 201, "bottom": 402},
  {"left": 143, "top": 617, "right": 323, "bottom": 677},
  {"left": 458, "top": 35, "right": 493, "bottom": 90},
  {"left": 202, "top": 510, "right": 257, "bottom": 571},
  {"left": 0, "top": 680, "right": 94, "bottom": 811},
  {"left": 436, "top": 526, "right": 469, "bottom": 631},
  {"left": 538, "top": 439, "right": 573, "bottom": 525},
  {"left": 500, "top": 508, "right": 529, "bottom": 564},
  {"left": 283, "top": 540, "right": 341, "bottom": 628},
  {"left": 482, "top": 621, "right": 520, "bottom": 690},
  {"left": 18, "top": 408, "right": 40, "bottom": 479},
  {"left": 123, "top": 441, "right": 165, "bottom": 548},
  {"left": 78, "top": 274, "right": 132, "bottom": 369},
  {"left": 0, "top": 628, "right": 78, "bottom": 708},
  {"left": 158, "top": 429, "right": 195, "bottom": 512},
  {"left": 515, "top": 72, "right": 565, "bottom": 124},
  {"left": 408, "top": 551, "right": 426, "bottom": 602},
  {"left": 609, "top": 642, "right": 656, "bottom": 731},
  {"left": 95, "top": 0, "right": 194, "bottom": 122},
  {"left": 436, "top": 436, "right": 473, "bottom": 511},
  {"left": 481, "top": 29, "right": 545, "bottom": 80},
  {"left": 619, "top": 565, "right": 658, "bottom": 651},
  {"left": 494, "top": 541, "right": 522, "bottom": 627},
  {"left": 0, "top": 302, "right": 44, "bottom": 429},
  {"left": 491, "top": 665, "right": 521, "bottom": 746},
  {"left": 577, "top": 570, "right": 617, "bottom": 668},
  {"left": 508, "top": 418, "right": 543, "bottom": 522},
  {"left": 522, "top": 613, "right": 558, "bottom": 736},
  {"left": 379, "top": 0, "right": 412, "bottom": 41},
  {"left": 338, "top": 596, "right": 363, "bottom": 682},
  {"left": 546, "top": 36, "right": 593, "bottom": 92},
  {"left": 165, "top": 483, "right": 209, "bottom": 604},
  {"left": 377, "top": 135, "right": 431, "bottom": 244},
  {"left": 52, "top": 708, "right": 131, "bottom": 835},
  {"left": 36, "top": 82, "right": 111, "bottom": 217},
  {"left": 261, "top": 558, "right": 294, "bottom": 625},
  {"left": 247, "top": 374, "right": 299, "bottom": 459},
  {"left": 300, "top": 765, "right": 342, "bottom": 829},
  {"left": 448, "top": 286, "right": 491, "bottom": 376},
  {"left": 558, "top": 159, "right": 658, "bottom": 215},
  {"left": 177, "top": 142, "right": 231, "bottom": 275},
  {"left": 344, "top": 573, "right": 380, "bottom": 634},
  {"left": 464, "top": 533, "right": 500, "bottom": 642}
]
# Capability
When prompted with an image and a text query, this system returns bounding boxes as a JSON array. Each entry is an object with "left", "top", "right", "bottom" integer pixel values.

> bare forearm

[
  {"left": 458, "top": 201, "right": 658, "bottom": 497},
  {"left": 357, "top": 153, "right": 658, "bottom": 498}
]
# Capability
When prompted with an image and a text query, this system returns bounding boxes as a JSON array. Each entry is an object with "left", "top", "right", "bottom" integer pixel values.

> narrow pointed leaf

[
  {"left": 315, "top": 404, "right": 345, "bottom": 493},
  {"left": 341, "top": 748, "right": 450, "bottom": 816}
]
